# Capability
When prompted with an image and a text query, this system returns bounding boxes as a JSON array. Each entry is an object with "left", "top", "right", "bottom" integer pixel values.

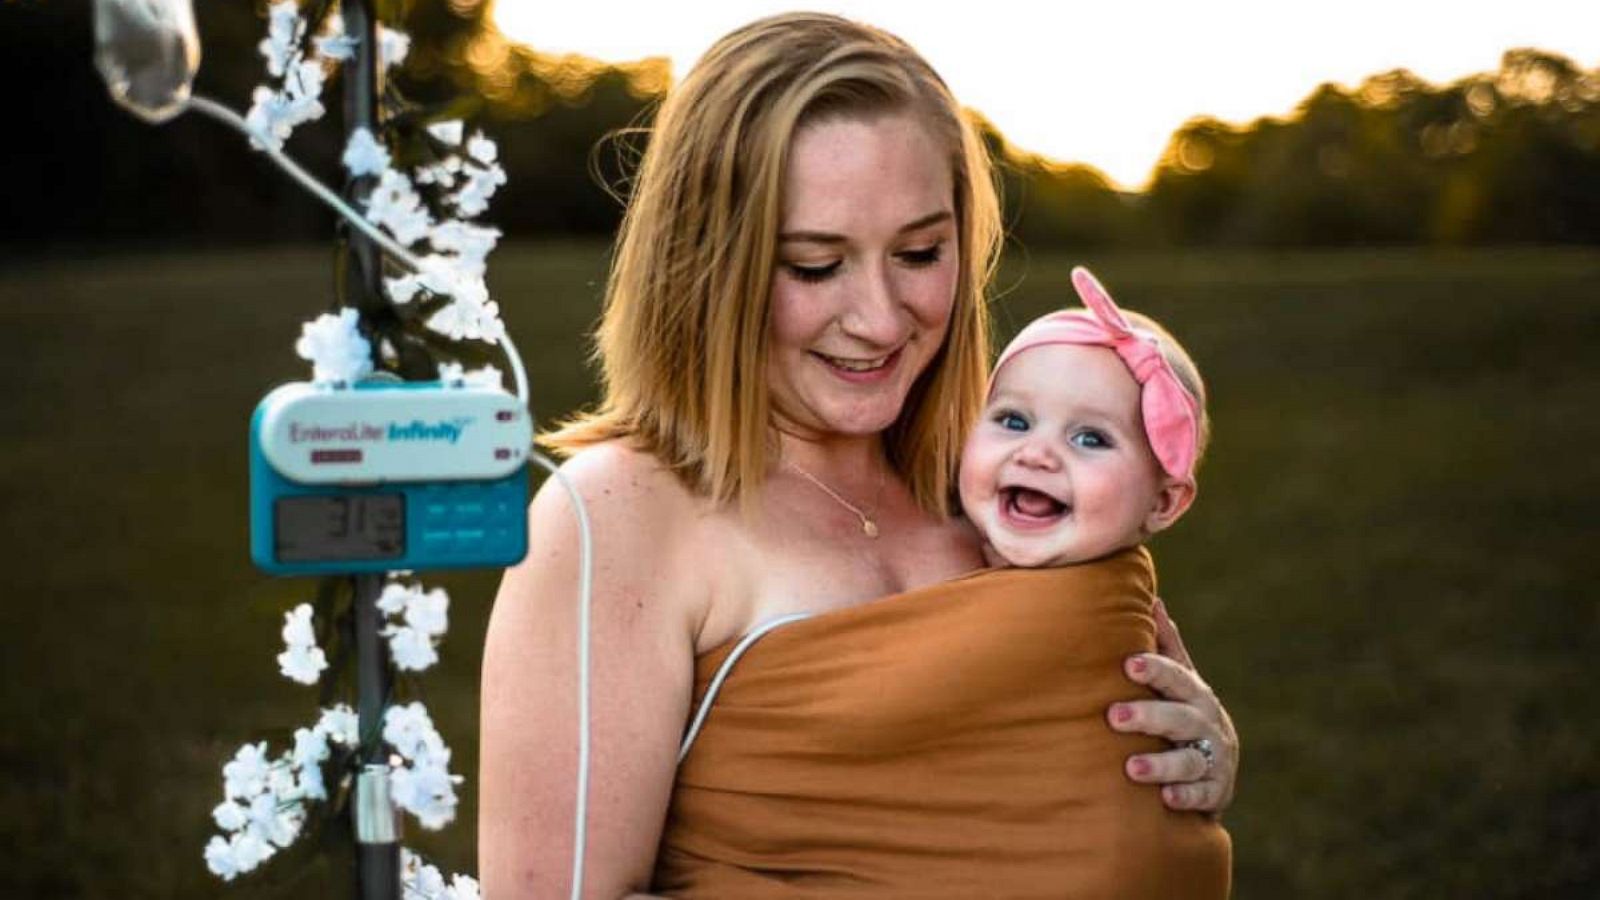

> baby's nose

[{"left": 1013, "top": 438, "right": 1062, "bottom": 470}]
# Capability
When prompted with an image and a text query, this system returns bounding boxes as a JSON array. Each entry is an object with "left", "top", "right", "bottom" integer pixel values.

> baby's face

[{"left": 959, "top": 344, "right": 1172, "bottom": 568}]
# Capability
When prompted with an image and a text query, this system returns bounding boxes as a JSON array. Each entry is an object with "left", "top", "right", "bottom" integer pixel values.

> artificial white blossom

[
  {"left": 428, "top": 221, "right": 501, "bottom": 276},
  {"left": 437, "top": 362, "right": 504, "bottom": 391},
  {"left": 384, "top": 272, "right": 425, "bottom": 305},
  {"left": 427, "top": 295, "right": 505, "bottom": 343},
  {"left": 278, "top": 641, "right": 326, "bottom": 684},
  {"left": 390, "top": 751, "right": 462, "bottom": 830},
  {"left": 383, "top": 702, "right": 446, "bottom": 763},
  {"left": 205, "top": 831, "right": 274, "bottom": 881},
  {"left": 466, "top": 131, "right": 498, "bottom": 165},
  {"left": 342, "top": 127, "right": 391, "bottom": 178},
  {"left": 386, "top": 625, "right": 440, "bottom": 671},
  {"left": 365, "top": 168, "right": 432, "bottom": 247},
  {"left": 247, "top": 790, "right": 305, "bottom": 848},
  {"left": 427, "top": 119, "right": 465, "bottom": 145},
  {"left": 413, "top": 161, "right": 459, "bottom": 189},
  {"left": 317, "top": 704, "right": 361, "bottom": 747},
  {"left": 449, "top": 162, "right": 506, "bottom": 217},
  {"left": 294, "top": 307, "right": 373, "bottom": 385},
  {"left": 314, "top": 14, "right": 358, "bottom": 62},
  {"left": 258, "top": 1, "right": 302, "bottom": 77},
  {"left": 212, "top": 800, "right": 249, "bottom": 832},
  {"left": 379, "top": 25, "right": 411, "bottom": 70},
  {"left": 223, "top": 742, "right": 273, "bottom": 801}
]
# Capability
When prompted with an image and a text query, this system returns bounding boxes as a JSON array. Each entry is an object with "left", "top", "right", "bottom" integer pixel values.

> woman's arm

[
  {"left": 1108, "top": 598, "right": 1239, "bottom": 815},
  {"left": 479, "top": 445, "right": 702, "bottom": 898}
]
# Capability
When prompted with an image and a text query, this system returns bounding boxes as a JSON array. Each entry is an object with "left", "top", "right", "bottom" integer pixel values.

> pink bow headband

[{"left": 990, "top": 266, "right": 1202, "bottom": 481}]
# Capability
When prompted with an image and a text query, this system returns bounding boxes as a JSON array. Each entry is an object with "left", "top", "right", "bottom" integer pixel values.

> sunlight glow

[{"left": 492, "top": 0, "right": 1600, "bottom": 189}]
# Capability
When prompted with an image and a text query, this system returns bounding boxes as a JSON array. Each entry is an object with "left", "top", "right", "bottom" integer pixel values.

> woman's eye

[
  {"left": 785, "top": 261, "right": 841, "bottom": 283},
  {"left": 995, "top": 410, "right": 1029, "bottom": 432},
  {"left": 898, "top": 242, "right": 944, "bottom": 267},
  {"left": 1070, "top": 429, "right": 1112, "bottom": 449}
]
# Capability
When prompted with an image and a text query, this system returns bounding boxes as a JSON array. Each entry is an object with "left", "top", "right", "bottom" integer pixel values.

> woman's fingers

[
  {"left": 1123, "top": 652, "right": 1216, "bottom": 712},
  {"left": 1124, "top": 744, "right": 1211, "bottom": 784},
  {"left": 1151, "top": 596, "right": 1195, "bottom": 669},
  {"left": 1107, "top": 698, "right": 1210, "bottom": 743},
  {"left": 1161, "top": 780, "right": 1228, "bottom": 813}
]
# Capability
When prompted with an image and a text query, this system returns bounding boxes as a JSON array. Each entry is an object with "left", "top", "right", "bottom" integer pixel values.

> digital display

[{"left": 274, "top": 494, "right": 405, "bottom": 562}]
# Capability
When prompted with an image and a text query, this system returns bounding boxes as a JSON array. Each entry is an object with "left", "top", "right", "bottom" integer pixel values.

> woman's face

[{"left": 766, "top": 111, "right": 959, "bottom": 441}]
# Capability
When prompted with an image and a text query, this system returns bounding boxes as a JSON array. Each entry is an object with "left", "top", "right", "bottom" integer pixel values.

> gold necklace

[{"left": 785, "top": 459, "right": 882, "bottom": 538}]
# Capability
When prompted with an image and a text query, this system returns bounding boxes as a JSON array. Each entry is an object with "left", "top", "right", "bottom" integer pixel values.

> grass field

[{"left": 1, "top": 243, "right": 1596, "bottom": 898}]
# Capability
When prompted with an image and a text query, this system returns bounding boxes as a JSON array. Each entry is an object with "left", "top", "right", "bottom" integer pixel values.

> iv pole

[{"left": 341, "top": 2, "right": 401, "bottom": 899}]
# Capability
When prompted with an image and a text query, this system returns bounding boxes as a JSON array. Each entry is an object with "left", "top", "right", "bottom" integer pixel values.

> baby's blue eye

[
  {"left": 1071, "top": 429, "right": 1112, "bottom": 449},
  {"left": 995, "top": 410, "right": 1029, "bottom": 432}
]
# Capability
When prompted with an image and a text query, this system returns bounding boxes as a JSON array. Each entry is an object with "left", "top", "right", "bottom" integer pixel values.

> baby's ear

[{"left": 1144, "top": 477, "right": 1197, "bottom": 536}]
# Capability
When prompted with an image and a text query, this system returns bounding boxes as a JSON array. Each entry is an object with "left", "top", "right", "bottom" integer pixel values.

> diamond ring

[{"left": 1184, "top": 737, "right": 1216, "bottom": 775}]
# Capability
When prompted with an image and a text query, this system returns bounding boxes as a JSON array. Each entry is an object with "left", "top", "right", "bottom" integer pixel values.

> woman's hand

[{"left": 1107, "top": 597, "right": 1239, "bottom": 815}]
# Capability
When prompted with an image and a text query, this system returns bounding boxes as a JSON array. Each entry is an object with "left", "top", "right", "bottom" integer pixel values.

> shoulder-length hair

[{"left": 542, "top": 11, "right": 1002, "bottom": 516}]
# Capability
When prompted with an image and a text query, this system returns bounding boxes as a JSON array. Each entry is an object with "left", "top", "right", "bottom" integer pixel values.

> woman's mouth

[
  {"left": 999, "top": 486, "right": 1070, "bottom": 529},
  {"left": 813, "top": 347, "right": 901, "bottom": 383}
]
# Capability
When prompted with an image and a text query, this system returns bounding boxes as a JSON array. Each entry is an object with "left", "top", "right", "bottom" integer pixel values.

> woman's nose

[{"left": 839, "top": 262, "right": 906, "bottom": 345}]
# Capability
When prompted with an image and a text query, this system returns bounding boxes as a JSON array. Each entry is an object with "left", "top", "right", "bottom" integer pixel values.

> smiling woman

[{"left": 479, "top": 12, "right": 1239, "bottom": 899}]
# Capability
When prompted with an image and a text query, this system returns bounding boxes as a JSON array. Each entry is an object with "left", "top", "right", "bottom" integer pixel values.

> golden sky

[{"left": 494, "top": 0, "right": 1600, "bottom": 189}]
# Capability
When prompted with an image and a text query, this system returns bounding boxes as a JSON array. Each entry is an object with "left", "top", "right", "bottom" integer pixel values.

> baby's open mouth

[{"left": 1001, "top": 486, "right": 1069, "bottom": 525}]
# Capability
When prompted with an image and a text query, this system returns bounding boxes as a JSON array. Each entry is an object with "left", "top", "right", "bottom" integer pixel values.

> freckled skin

[{"left": 766, "top": 112, "right": 960, "bottom": 440}]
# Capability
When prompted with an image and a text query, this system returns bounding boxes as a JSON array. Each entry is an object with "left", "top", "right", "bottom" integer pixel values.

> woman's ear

[{"left": 1144, "top": 477, "right": 1196, "bottom": 536}]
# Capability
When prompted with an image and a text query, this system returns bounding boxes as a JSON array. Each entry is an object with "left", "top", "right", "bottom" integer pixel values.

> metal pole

[{"left": 344, "top": 1, "right": 400, "bottom": 898}]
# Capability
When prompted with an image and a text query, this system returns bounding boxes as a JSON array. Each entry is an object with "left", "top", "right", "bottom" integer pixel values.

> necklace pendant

[{"left": 862, "top": 519, "right": 879, "bottom": 538}]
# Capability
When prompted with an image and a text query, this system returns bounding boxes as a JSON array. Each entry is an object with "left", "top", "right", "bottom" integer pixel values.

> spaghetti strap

[{"left": 677, "top": 612, "right": 813, "bottom": 763}]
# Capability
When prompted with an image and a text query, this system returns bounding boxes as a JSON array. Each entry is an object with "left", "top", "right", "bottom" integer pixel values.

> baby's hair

[{"left": 1119, "top": 310, "right": 1212, "bottom": 472}]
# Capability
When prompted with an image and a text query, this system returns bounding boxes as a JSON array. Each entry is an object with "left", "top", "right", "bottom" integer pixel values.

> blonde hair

[
  {"left": 1121, "top": 310, "right": 1213, "bottom": 470},
  {"left": 541, "top": 12, "right": 1003, "bottom": 515}
]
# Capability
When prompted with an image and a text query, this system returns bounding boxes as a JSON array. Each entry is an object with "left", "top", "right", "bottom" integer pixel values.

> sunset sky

[{"left": 494, "top": 0, "right": 1600, "bottom": 189}]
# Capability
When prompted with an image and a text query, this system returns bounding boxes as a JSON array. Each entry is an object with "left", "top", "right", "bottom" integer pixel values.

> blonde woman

[{"left": 481, "top": 13, "right": 1239, "bottom": 898}]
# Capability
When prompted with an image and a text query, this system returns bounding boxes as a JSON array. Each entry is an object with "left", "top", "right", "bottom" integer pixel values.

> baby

[{"left": 959, "top": 266, "right": 1209, "bottom": 568}]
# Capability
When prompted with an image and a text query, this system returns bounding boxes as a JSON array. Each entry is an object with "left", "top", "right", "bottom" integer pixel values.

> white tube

[{"left": 529, "top": 451, "right": 593, "bottom": 900}]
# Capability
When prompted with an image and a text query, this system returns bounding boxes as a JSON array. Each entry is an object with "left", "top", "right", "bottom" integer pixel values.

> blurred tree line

[{"left": 3, "top": 0, "right": 1597, "bottom": 252}]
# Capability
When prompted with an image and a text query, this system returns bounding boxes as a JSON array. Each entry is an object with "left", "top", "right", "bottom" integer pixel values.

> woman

[{"left": 480, "top": 12, "right": 1238, "bottom": 898}]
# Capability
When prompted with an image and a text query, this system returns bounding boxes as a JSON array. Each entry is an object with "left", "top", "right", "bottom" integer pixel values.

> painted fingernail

[
  {"left": 1130, "top": 758, "right": 1151, "bottom": 777},
  {"left": 1129, "top": 656, "right": 1149, "bottom": 676},
  {"left": 1113, "top": 704, "right": 1133, "bottom": 724}
]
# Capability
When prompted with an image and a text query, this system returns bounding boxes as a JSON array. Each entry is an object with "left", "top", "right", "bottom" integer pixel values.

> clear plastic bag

[{"left": 93, "top": 0, "right": 201, "bottom": 124}]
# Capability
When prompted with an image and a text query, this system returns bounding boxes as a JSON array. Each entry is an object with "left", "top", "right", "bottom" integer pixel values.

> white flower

[
  {"left": 383, "top": 702, "right": 443, "bottom": 762},
  {"left": 258, "top": 1, "right": 301, "bottom": 78},
  {"left": 277, "top": 641, "right": 327, "bottom": 685},
  {"left": 281, "top": 603, "right": 316, "bottom": 647},
  {"left": 426, "top": 297, "right": 505, "bottom": 343},
  {"left": 247, "top": 790, "right": 304, "bottom": 847},
  {"left": 386, "top": 624, "right": 439, "bottom": 672},
  {"left": 342, "top": 127, "right": 391, "bottom": 178},
  {"left": 291, "top": 724, "right": 330, "bottom": 770},
  {"left": 366, "top": 168, "right": 432, "bottom": 247},
  {"left": 390, "top": 756, "right": 460, "bottom": 830},
  {"left": 427, "top": 119, "right": 464, "bottom": 145},
  {"left": 404, "top": 588, "right": 450, "bottom": 637},
  {"left": 439, "top": 362, "right": 504, "bottom": 391},
  {"left": 384, "top": 272, "right": 425, "bottom": 305},
  {"left": 450, "top": 162, "right": 506, "bottom": 217},
  {"left": 267, "top": 762, "right": 299, "bottom": 801},
  {"left": 466, "top": 131, "right": 498, "bottom": 165},
  {"left": 446, "top": 874, "right": 482, "bottom": 900},
  {"left": 376, "top": 581, "right": 414, "bottom": 616},
  {"left": 212, "top": 800, "right": 249, "bottom": 832},
  {"left": 379, "top": 26, "right": 410, "bottom": 70},
  {"left": 318, "top": 705, "right": 360, "bottom": 747},
  {"left": 296, "top": 758, "right": 328, "bottom": 802},
  {"left": 204, "top": 834, "right": 245, "bottom": 881},
  {"left": 223, "top": 742, "right": 272, "bottom": 801},
  {"left": 413, "top": 162, "right": 458, "bottom": 188},
  {"left": 314, "top": 14, "right": 358, "bottom": 62},
  {"left": 294, "top": 308, "right": 373, "bottom": 385},
  {"left": 428, "top": 221, "right": 501, "bottom": 275}
]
